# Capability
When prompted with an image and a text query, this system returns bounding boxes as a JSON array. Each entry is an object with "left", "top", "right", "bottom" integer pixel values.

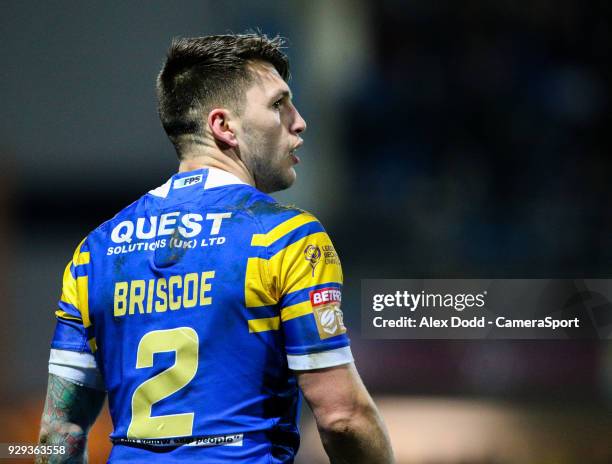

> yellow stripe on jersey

[
  {"left": 250, "top": 212, "right": 317, "bottom": 247},
  {"left": 59, "top": 238, "right": 91, "bottom": 326},
  {"left": 248, "top": 316, "right": 280, "bottom": 333},
  {"left": 78, "top": 275, "right": 91, "bottom": 328},
  {"left": 60, "top": 262, "right": 79, "bottom": 308},
  {"left": 245, "top": 257, "right": 276, "bottom": 308},
  {"left": 55, "top": 309, "right": 82, "bottom": 322},
  {"left": 280, "top": 301, "right": 313, "bottom": 321},
  {"left": 268, "top": 232, "right": 343, "bottom": 296},
  {"left": 72, "top": 237, "right": 87, "bottom": 261},
  {"left": 88, "top": 337, "right": 98, "bottom": 353},
  {"left": 75, "top": 251, "right": 90, "bottom": 266}
]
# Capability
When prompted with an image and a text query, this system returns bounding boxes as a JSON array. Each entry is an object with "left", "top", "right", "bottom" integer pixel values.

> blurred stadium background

[{"left": 1, "top": 1, "right": 611, "bottom": 462}]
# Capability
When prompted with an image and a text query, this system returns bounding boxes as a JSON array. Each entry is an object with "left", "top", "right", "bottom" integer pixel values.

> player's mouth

[
  {"left": 289, "top": 141, "right": 303, "bottom": 164},
  {"left": 289, "top": 150, "right": 300, "bottom": 164}
]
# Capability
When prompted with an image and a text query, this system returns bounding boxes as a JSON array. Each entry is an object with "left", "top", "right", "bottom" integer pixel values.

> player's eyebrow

[{"left": 271, "top": 89, "right": 292, "bottom": 102}]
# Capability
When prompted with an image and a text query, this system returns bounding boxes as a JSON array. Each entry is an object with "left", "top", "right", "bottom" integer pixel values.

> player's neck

[{"left": 178, "top": 148, "right": 255, "bottom": 187}]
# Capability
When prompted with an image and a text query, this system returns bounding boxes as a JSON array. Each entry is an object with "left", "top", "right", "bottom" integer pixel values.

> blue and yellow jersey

[{"left": 48, "top": 167, "right": 352, "bottom": 463}]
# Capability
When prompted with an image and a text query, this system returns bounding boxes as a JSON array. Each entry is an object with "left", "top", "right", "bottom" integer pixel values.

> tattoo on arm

[{"left": 37, "top": 374, "right": 106, "bottom": 464}]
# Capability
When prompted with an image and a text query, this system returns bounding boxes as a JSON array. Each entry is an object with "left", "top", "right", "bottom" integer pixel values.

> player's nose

[{"left": 292, "top": 107, "right": 307, "bottom": 135}]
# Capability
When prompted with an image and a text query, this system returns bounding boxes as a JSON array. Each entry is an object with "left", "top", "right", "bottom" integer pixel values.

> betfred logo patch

[
  {"left": 310, "top": 287, "right": 342, "bottom": 306},
  {"left": 310, "top": 287, "right": 346, "bottom": 339}
]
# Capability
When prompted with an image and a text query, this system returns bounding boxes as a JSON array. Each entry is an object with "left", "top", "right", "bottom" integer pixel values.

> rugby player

[{"left": 37, "top": 34, "right": 394, "bottom": 463}]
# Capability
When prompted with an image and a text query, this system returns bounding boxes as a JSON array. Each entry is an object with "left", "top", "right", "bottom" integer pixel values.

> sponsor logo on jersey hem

[{"left": 112, "top": 433, "right": 243, "bottom": 447}]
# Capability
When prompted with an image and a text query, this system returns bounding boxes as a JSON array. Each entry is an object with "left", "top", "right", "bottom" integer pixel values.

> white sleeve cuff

[
  {"left": 48, "top": 349, "right": 105, "bottom": 391},
  {"left": 287, "top": 346, "right": 353, "bottom": 371}
]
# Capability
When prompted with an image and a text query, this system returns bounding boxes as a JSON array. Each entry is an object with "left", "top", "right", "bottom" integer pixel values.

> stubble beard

[
  {"left": 250, "top": 156, "right": 294, "bottom": 193},
  {"left": 243, "top": 131, "right": 295, "bottom": 194}
]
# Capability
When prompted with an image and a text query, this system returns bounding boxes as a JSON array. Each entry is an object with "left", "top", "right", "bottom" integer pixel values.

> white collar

[{"left": 148, "top": 167, "right": 248, "bottom": 198}]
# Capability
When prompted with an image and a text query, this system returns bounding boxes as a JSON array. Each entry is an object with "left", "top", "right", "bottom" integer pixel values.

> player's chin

[
  {"left": 259, "top": 168, "right": 296, "bottom": 194},
  {"left": 288, "top": 164, "right": 298, "bottom": 181},
  {"left": 280, "top": 157, "right": 297, "bottom": 180},
  {"left": 278, "top": 167, "right": 297, "bottom": 190}
]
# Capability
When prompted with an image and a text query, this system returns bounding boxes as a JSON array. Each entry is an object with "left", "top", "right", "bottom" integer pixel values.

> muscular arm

[
  {"left": 297, "top": 363, "right": 395, "bottom": 464},
  {"left": 36, "top": 374, "right": 106, "bottom": 464}
]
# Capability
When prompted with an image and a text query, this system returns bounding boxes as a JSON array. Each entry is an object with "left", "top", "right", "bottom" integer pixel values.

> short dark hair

[{"left": 156, "top": 33, "right": 290, "bottom": 156}]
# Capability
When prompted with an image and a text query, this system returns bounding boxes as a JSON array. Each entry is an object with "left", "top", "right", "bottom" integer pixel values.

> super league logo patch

[
  {"left": 304, "top": 245, "right": 321, "bottom": 276},
  {"left": 309, "top": 287, "right": 346, "bottom": 339}
]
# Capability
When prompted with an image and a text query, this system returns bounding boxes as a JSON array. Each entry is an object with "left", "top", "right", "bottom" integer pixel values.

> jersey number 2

[{"left": 127, "top": 327, "right": 199, "bottom": 438}]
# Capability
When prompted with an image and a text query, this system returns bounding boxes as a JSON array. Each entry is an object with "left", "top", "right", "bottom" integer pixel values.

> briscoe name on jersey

[{"left": 48, "top": 167, "right": 352, "bottom": 464}]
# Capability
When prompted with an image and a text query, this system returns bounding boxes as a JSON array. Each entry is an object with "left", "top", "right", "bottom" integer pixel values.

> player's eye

[{"left": 272, "top": 99, "right": 283, "bottom": 109}]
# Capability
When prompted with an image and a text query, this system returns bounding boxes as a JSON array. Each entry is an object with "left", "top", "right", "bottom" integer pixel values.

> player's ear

[{"left": 208, "top": 108, "right": 238, "bottom": 148}]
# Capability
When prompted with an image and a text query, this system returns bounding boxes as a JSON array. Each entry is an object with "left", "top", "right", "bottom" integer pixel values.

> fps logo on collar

[{"left": 173, "top": 174, "right": 203, "bottom": 189}]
